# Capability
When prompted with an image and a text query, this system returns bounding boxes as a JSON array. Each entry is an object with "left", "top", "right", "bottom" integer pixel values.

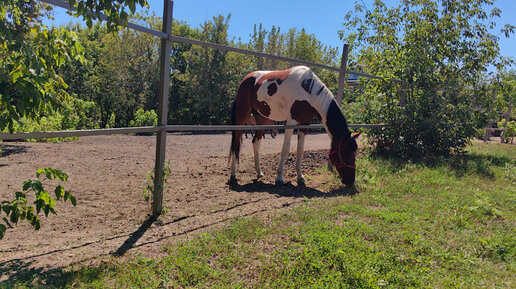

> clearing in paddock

[{"left": 230, "top": 66, "right": 360, "bottom": 186}]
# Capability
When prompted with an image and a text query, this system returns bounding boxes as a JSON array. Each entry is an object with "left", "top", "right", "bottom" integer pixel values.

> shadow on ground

[
  {"left": 369, "top": 150, "right": 514, "bottom": 180},
  {"left": 0, "top": 144, "right": 28, "bottom": 157},
  {"left": 228, "top": 179, "right": 359, "bottom": 198},
  {"left": 0, "top": 259, "right": 107, "bottom": 288}
]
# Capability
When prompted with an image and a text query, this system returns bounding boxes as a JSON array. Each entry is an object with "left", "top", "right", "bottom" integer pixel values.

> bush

[
  {"left": 2, "top": 98, "right": 100, "bottom": 142},
  {"left": 130, "top": 108, "right": 158, "bottom": 127},
  {"left": 61, "top": 98, "right": 100, "bottom": 130},
  {"left": 498, "top": 119, "right": 515, "bottom": 143},
  {"left": 341, "top": 0, "right": 502, "bottom": 160},
  {"left": 129, "top": 108, "right": 158, "bottom": 135}
]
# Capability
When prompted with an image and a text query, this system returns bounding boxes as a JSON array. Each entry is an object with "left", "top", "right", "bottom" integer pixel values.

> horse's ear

[{"left": 352, "top": 131, "right": 362, "bottom": 139}]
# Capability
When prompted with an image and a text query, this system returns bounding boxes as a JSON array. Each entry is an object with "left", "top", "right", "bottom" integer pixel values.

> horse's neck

[{"left": 307, "top": 90, "right": 350, "bottom": 142}]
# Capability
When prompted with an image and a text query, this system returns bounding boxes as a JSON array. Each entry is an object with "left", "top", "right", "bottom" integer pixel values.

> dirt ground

[{"left": 0, "top": 131, "right": 348, "bottom": 279}]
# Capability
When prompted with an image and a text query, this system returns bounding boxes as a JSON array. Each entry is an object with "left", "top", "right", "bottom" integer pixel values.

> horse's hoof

[
  {"left": 275, "top": 179, "right": 285, "bottom": 185},
  {"left": 257, "top": 172, "right": 264, "bottom": 179},
  {"left": 297, "top": 178, "right": 306, "bottom": 187},
  {"left": 228, "top": 175, "right": 237, "bottom": 184}
]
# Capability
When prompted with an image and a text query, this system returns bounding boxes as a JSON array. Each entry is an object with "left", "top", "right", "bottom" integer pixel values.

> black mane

[{"left": 325, "top": 100, "right": 351, "bottom": 140}]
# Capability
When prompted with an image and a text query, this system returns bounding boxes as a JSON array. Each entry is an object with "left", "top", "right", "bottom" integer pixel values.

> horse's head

[{"left": 329, "top": 132, "right": 361, "bottom": 186}]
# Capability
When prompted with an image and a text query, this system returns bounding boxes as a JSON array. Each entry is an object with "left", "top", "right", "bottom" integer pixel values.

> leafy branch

[{"left": 0, "top": 168, "right": 76, "bottom": 240}]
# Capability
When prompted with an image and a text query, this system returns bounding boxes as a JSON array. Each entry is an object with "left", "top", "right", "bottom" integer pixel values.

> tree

[
  {"left": 340, "top": 0, "right": 515, "bottom": 159},
  {"left": 0, "top": 0, "right": 150, "bottom": 132}
]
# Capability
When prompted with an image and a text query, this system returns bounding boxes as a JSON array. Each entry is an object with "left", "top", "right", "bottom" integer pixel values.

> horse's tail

[
  {"left": 229, "top": 100, "right": 241, "bottom": 164},
  {"left": 229, "top": 75, "right": 254, "bottom": 175}
]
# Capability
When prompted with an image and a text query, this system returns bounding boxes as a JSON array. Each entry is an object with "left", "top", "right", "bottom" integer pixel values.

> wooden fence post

[
  {"left": 153, "top": 0, "right": 173, "bottom": 217},
  {"left": 336, "top": 44, "right": 349, "bottom": 106}
]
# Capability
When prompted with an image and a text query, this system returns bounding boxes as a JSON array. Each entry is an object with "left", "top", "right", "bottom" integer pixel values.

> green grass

[{"left": 2, "top": 142, "right": 515, "bottom": 288}]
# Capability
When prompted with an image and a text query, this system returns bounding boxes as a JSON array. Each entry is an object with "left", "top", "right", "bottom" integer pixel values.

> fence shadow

[
  {"left": 228, "top": 179, "right": 358, "bottom": 198},
  {"left": 0, "top": 144, "right": 28, "bottom": 157},
  {"left": 112, "top": 215, "right": 157, "bottom": 256}
]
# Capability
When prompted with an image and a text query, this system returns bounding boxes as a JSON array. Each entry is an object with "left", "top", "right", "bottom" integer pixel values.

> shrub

[
  {"left": 340, "top": 0, "right": 505, "bottom": 160},
  {"left": 130, "top": 108, "right": 158, "bottom": 127},
  {"left": 129, "top": 108, "right": 157, "bottom": 135},
  {"left": 498, "top": 119, "right": 515, "bottom": 143},
  {"left": 2, "top": 98, "right": 100, "bottom": 142}
]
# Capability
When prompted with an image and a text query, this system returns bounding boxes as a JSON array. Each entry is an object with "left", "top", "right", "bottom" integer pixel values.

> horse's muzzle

[{"left": 337, "top": 167, "right": 355, "bottom": 186}]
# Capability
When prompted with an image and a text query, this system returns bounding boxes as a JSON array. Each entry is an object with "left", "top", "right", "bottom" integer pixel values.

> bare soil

[{"left": 0, "top": 132, "right": 348, "bottom": 278}]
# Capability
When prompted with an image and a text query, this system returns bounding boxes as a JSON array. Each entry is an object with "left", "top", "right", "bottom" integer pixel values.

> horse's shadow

[{"left": 228, "top": 179, "right": 358, "bottom": 199}]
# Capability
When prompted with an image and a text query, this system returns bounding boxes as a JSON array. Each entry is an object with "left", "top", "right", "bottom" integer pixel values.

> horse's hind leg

[
  {"left": 230, "top": 109, "right": 252, "bottom": 182},
  {"left": 251, "top": 112, "right": 269, "bottom": 180},
  {"left": 276, "top": 123, "right": 294, "bottom": 185},
  {"left": 296, "top": 129, "right": 307, "bottom": 186},
  {"left": 252, "top": 130, "right": 265, "bottom": 179},
  {"left": 230, "top": 129, "right": 243, "bottom": 182}
]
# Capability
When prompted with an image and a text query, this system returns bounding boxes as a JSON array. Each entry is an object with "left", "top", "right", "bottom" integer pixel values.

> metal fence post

[
  {"left": 153, "top": 0, "right": 173, "bottom": 217},
  {"left": 336, "top": 44, "right": 349, "bottom": 106}
]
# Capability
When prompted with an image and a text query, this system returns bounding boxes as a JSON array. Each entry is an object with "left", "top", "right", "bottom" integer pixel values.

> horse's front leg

[
  {"left": 296, "top": 130, "right": 307, "bottom": 186},
  {"left": 276, "top": 127, "right": 294, "bottom": 185}
]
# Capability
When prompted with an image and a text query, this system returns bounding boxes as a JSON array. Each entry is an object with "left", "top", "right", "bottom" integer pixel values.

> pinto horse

[{"left": 230, "top": 66, "right": 360, "bottom": 186}]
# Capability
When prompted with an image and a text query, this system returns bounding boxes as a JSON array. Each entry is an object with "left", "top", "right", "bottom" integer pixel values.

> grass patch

[{"left": 3, "top": 142, "right": 515, "bottom": 288}]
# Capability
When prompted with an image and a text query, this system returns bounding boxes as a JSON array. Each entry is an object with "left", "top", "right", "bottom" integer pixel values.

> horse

[
  {"left": 245, "top": 114, "right": 278, "bottom": 139},
  {"left": 229, "top": 66, "right": 360, "bottom": 186}
]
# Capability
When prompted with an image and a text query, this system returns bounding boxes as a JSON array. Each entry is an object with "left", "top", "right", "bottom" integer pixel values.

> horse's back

[{"left": 237, "top": 66, "right": 314, "bottom": 122}]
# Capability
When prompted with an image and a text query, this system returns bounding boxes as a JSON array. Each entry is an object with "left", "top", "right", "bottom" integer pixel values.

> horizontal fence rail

[{"left": 0, "top": 124, "right": 387, "bottom": 141}]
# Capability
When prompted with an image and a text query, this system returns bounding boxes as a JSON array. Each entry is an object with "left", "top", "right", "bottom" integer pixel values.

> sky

[{"left": 47, "top": 0, "right": 516, "bottom": 71}]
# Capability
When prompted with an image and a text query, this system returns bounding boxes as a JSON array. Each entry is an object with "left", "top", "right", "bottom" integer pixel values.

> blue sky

[{"left": 48, "top": 0, "right": 516, "bottom": 70}]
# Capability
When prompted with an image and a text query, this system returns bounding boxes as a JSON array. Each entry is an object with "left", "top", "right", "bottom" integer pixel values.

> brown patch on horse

[
  {"left": 290, "top": 100, "right": 321, "bottom": 133},
  {"left": 256, "top": 69, "right": 291, "bottom": 85},
  {"left": 267, "top": 83, "right": 278, "bottom": 96},
  {"left": 256, "top": 101, "right": 271, "bottom": 117}
]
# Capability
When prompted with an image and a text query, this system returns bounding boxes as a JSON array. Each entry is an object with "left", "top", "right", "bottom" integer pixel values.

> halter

[{"left": 329, "top": 138, "right": 356, "bottom": 169}]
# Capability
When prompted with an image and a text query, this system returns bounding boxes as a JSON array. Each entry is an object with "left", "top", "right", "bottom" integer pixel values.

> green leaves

[
  {"left": 340, "top": 0, "right": 514, "bottom": 159},
  {"left": 67, "top": 0, "right": 149, "bottom": 32},
  {"left": 0, "top": 168, "right": 75, "bottom": 240}
]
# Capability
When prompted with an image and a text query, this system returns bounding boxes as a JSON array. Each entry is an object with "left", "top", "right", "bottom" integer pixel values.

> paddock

[{"left": 0, "top": 132, "right": 358, "bottom": 272}]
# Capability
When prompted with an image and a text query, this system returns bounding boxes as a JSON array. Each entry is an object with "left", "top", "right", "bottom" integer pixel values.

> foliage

[
  {"left": 129, "top": 108, "right": 157, "bottom": 127},
  {"left": 0, "top": 0, "right": 84, "bottom": 132},
  {"left": 57, "top": 14, "right": 339, "bottom": 127},
  {"left": 142, "top": 160, "right": 171, "bottom": 215},
  {"left": 2, "top": 98, "right": 99, "bottom": 141},
  {"left": 498, "top": 119, "right": 515, "bottom": 143},
  {"left": 0, "top": 0, "right": 149, "bottom": 133},
  {"left": 5, "top": 142, "right": 514, "bottom": 287},
  {"left": 340, "top": 0, "right": 515, "bottom": 159},
  {"left": 491, "top": 70, "right": 516, "bottom": 121},
  {"left": 0, "top": 168, "right": 75, "bottom": 240}
]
